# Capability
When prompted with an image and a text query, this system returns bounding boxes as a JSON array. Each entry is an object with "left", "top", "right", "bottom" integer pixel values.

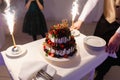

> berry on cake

[{"left": 43, "top": 20, "right": 77, "bottom": 58}]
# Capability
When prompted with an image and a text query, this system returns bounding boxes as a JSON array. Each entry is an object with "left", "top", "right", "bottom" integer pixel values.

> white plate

[
  {"left": 71, "top": 29, "right": 80, "bottom": 37},
  {"left": 84, "top": 36, "right": 106, "bottom": 51},
  {"left": 5, "top": 45, "right": 27, "bottom": 58}
]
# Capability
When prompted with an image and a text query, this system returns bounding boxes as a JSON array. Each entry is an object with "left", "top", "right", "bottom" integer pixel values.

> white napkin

[
  {"left": 109, "top": 53, "right": 117, "bottom": 58},
  {"left": 19, "top": 61, "right": 56, "bottom": 80}
]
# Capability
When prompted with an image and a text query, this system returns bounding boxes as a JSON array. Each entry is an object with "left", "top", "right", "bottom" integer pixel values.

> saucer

[
  {"left": 5, "top": 45, "right": 27, "bottom": 58},
  {"left": 71, "top": 29, "right": 80, "bottom": 37}
]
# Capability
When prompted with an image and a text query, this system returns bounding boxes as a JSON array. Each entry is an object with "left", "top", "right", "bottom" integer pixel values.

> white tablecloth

[{"left": 1, "top": 34, "right": 108, "bottom": 80}]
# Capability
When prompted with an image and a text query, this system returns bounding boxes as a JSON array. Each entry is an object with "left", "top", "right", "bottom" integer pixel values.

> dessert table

[{"left": 0, "top": 33, "right": 108, "bottom": 80}]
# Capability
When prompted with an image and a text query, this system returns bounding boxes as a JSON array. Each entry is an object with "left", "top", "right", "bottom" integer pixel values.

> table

[{"left": 1, "top": 34, "right": 108, "bottom": 80}]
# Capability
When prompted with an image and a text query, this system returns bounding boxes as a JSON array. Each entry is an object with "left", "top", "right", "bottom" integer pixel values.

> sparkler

[
  {"left": 71, "top": 0, "right": 79, "bottom": 27},
  {"left": 3, "top": 0, "right": 16, "bottom": 48},
  {"left": 3, "top": 0, "right": 27, "bottom": 58}
]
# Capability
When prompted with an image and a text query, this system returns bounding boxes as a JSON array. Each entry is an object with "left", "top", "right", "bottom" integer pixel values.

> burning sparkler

[
  {"left": 3, "top": 0, "right": 27, "bottom": 58},
  {"left": 3, "top": 0, "right": 16, "bottom": 48},
  {"left": 71, "top": 0, "right": 79, "bottom": 27}
]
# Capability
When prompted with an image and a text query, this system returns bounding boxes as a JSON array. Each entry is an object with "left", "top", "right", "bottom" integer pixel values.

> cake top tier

[
  {"left": 51, "top": 19, "right": 68, "bottom": 30},
  {"left": 48, "top": 19, "right": 71, "bottom": 38}
]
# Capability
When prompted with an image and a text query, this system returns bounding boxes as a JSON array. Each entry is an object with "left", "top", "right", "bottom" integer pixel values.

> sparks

[
  {"left": 3, "top": 0, "right": 16, "bottom": 47},
  {"left": 4, "top": 0, "right": 15, "bottom": 34},
  {"left": 71, "top": 0, "right": 79, "bottom": 21}
]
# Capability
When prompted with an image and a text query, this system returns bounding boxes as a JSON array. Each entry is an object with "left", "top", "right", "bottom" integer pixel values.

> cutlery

[{"left": 36, "top": 69, "right": 53, "bottom": 80}]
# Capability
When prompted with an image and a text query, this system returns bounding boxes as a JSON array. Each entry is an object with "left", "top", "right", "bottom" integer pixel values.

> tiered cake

[{"left": 43, "top": 20, "right": 77, "bottom": 58}]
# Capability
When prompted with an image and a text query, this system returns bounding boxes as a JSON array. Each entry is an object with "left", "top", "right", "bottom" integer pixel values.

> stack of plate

[{"left": 83, "top": 36, "right": 106, "bottom": 51}]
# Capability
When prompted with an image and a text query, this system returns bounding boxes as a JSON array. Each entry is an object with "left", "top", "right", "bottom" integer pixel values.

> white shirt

[
  {"left": 116, "top": 27, "right": 120, "bottom": 33},
  {"left": 78, "top": 0, "right": 120, "bottom": 33},
  {"left": 78, "top": 0, "right": 99, "bottom": 21}
]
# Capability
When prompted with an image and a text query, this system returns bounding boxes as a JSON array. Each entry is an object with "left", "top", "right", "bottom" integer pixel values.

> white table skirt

[{"left": 1, "top": 34, "right": 108, "bottom": 80}]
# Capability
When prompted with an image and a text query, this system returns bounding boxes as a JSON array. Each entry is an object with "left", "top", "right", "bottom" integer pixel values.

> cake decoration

[{"left": 43, "top": 20, "right": 77, "bottom": 58}]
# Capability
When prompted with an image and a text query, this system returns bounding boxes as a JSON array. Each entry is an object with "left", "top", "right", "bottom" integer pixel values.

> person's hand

[
  {"left": 106, "top": 32, "right": 120, "bottom": 53},
  {"left": 70, "top": 20, "right": 83, "bottom": 30}
]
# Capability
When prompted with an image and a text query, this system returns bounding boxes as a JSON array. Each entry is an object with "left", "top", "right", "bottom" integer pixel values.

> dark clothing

[
  {"left": 0, "top": 0, "right": 7, "bottom": 13},
  {"left": 94, "top": 15, "right": 120, "bottom": 80},
  {"left": 23, "top": 0, "right": 48, "bottom": 38}
]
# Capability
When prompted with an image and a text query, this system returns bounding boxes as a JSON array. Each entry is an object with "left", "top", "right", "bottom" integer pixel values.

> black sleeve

[
  {"left": 39, "top": 0, "right": 44, "bottom": 7},
  {"left": 25, "top": 0, "right": 28, "bottom": 4}
]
